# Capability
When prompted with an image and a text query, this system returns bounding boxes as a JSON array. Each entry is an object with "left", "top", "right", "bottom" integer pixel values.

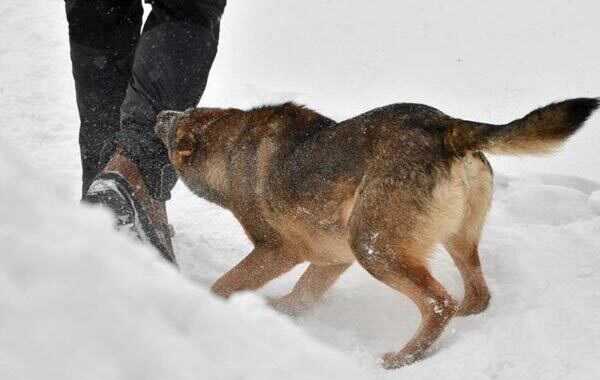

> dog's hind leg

[
  {"left": 352, "top": 236, "right": 458, "bottom": 368},
  {"left": 444, "top": 153, "right": 493, "bottom": 316},
  {"left": 445, "top": 238, "right": 490, "bottom": 316},
  {"left": 348, "top": 181, "right": 458, "bottom": 369},
  {"left": 270, "top": 263, "right": 351, "bottom": 316},
  {"left": 211, "top": 246, "right": 299, "bottom": 298}
]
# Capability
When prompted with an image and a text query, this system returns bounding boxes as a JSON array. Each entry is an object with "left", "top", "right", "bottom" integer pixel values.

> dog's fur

[{"left": 156, "top": 98, "right": 598, "bottom": 368}]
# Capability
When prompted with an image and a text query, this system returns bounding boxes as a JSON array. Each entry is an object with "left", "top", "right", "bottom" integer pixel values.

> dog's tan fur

[{"left": 155, "top": 98, "right": 598, "bottom": 368}]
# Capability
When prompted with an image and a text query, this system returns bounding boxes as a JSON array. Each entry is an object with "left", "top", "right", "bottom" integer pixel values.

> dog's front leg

[
  {"left": 211, "top": 246, "right": 299, "bottom": 299},
  {"left": 270, "top": 263, "right": 351, "bottom": 316}
]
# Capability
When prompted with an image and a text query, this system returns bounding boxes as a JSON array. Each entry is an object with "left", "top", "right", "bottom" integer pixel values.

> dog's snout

[
  {"left": 157, "top": 110, "right": 181, "bottom": 125},
  {"left": 155, "top": 110, "right": 183, "bottom": 137}
]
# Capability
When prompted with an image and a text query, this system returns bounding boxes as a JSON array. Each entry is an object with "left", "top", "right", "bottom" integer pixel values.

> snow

[
  {"left": 2, "top": 0, "right": 600, "bottom": 379},
  {"left": 0, "top": 146, "right": 367, "bottom": 380},
  {"left": 501, "top": 182, "right": 595, "bottom": 225},
  {"left": 589, "top": 191, "right": 600, "bottom": 214}
]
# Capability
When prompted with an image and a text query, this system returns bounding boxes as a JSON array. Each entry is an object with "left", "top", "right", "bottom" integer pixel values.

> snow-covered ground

[{"left": 1, "top": 1, "right": 600, "bottom": 379}]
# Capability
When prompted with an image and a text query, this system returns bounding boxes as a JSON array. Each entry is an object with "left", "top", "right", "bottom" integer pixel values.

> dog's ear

[{"left": 172, "top": 125, "right": 197, "bottom": 167}]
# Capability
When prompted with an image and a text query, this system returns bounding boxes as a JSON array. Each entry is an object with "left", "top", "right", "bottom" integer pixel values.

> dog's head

[{"left": 155, "top": 107, "right": 239, "bottom": 169}]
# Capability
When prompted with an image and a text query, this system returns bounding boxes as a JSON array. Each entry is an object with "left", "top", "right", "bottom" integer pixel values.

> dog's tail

[{"left": 444, "top": 98, "right": 599, "bottom": 155}]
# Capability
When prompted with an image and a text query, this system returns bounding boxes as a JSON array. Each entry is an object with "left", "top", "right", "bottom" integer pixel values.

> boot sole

[{"left": 85, "top": 173, "right": 176, "bottom": 263}]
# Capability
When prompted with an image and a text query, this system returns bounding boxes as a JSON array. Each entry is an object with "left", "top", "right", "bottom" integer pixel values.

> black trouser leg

[
  {"left": 113, "top": 1, "right": 221, "bottom": 200},
  {"left": 65, "top": 0, "right": 143, "bottom": 197},
  {"left": 67, "top": 0, "right": 223, "bottom": 200}
]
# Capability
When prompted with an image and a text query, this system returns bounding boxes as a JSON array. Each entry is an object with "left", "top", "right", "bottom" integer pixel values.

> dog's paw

[
  {"left": 267, "top": 296, "right": 310, "bottom": 317},
  {"left": 380, "top": 349, "right": 425, "bottom": 370},
  {"left": 456, "top": 293, "right": 491, "bottom": 316}
]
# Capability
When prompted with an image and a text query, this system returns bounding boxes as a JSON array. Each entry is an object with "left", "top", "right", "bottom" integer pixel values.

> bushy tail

[{"left": 444, "top": 98, "right": 599, "bottom": 155}]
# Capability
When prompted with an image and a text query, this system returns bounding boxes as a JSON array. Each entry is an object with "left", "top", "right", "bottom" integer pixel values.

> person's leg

[
  {"left": 65, "top": 0, "right": 143, "bottom": 197},
  {"left": 107, "top": 0, "right": 224, "bottom": 201},
  {"left": 87, "top": 0, "right": 225, "bottom": 262}
]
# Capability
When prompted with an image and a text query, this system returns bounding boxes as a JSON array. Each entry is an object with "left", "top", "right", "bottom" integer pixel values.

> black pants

[{"left": 66, "top": 0, "right": 225, "bottom": 200}]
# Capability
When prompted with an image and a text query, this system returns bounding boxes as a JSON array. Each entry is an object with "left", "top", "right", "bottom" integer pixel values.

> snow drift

[{"left": 0, "top": 146, "right": 366, "bottom": 380}]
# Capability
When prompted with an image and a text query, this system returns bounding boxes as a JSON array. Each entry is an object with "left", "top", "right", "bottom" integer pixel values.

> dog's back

[{"left": 263, "top": 102, "right": 473, "bottom": 230}]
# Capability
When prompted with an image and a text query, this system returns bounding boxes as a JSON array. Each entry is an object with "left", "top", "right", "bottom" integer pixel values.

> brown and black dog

[{"left": 155, "top": 98, "right": 598, "bottom": 368}]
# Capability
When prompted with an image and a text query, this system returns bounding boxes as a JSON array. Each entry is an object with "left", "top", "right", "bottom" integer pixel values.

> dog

[{"left": 155, "top": 97, "right": 598, "bottom": 368}]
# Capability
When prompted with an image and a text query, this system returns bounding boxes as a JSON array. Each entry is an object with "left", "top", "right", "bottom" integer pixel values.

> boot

[{"left": 84, "top": 149, "right": 176, "bottom": 264}]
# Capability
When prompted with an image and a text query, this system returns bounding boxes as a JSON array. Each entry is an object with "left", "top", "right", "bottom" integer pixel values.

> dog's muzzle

[{"left": 155, "top": 110, "right": 184, "bottom": 147}]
